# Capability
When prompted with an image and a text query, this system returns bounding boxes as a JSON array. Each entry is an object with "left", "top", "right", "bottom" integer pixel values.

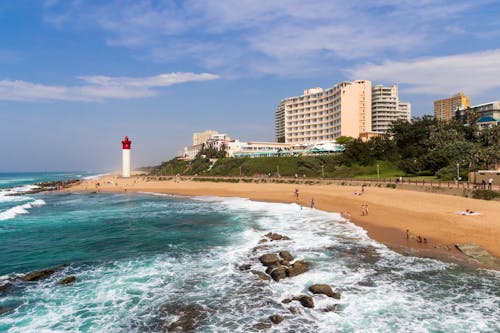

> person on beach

[
  {"left": 488, "top": 177, "right": 493, "bottom": 190},
  {"left": 294, "top": 188, "right": 299, "bottom": 200},
  {"left": 406, "top": 229, "right": 410, "bottom": 240},
  {"left": 363, "top": 204, "right": 369, "bottom": 216},
  {"left": 310, "top": 198, "right": 315, "bottom": 209},
  {"left": 481, "top": 179, "right": 486, "bottom": 190}
]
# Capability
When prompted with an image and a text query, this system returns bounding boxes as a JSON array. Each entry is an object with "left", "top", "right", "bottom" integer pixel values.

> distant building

[
  {"left": 275, "top": 80, "right": 372, "bottom": 144},
  {"left": 455, "top": 101, "right": 500, "bottom": 130},
  {"left": 434, "top": 93, "right": 470, "bottom": 121},
  {"left": 371, "top": 85, "right": 411, "bottom": 133},
  {"left": 193, "top": 130, "right": 219, "bottom": 145}
]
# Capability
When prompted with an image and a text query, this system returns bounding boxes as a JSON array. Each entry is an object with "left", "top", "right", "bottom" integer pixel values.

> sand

[{"left": 69, "top": 175, "right": 500, "bottom": 268}]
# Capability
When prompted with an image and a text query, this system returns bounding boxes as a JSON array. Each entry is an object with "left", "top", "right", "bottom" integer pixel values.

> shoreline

[{"left": 67, "top": 175, "right": 500, "bottom": 270}]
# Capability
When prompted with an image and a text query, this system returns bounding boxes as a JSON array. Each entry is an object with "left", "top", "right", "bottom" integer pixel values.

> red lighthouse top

[{"left": 122, "top": 136, "right": 132, "bottom": 150}]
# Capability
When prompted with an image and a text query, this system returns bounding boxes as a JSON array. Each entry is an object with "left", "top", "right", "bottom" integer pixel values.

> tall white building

[
  {"left": 275, "top": 80, "right": 372, "bottom": 144},
  {"left": 371, "top": 85, "right": 411, "bottom": 133}
]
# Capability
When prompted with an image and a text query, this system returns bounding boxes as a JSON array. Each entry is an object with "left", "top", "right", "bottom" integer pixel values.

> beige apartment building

[
  {"left": 275, "top": 80, "right": 372, "bottom": 144},
  {"left": 434, "top": 93, "right": 470, "bottom": 121},
  {"left": 192, "top": 130, "right": 219, "bottom": 145},
  {"left": 371, "top": 85, "right": 411, "bottom": 133}
]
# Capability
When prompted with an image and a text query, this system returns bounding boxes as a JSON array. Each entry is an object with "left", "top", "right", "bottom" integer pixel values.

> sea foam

[{"left": 0, "top": 199, "right": 46, "bottom": 221}]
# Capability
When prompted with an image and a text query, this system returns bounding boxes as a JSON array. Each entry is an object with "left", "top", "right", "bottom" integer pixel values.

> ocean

[{"left": 0, "top": 172, "right": 499, "bottom": 332}]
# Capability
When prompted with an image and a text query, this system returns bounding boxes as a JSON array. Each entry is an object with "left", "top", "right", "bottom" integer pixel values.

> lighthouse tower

[{"left": 121, "top": 136, "right": 132, "bottom": 178}]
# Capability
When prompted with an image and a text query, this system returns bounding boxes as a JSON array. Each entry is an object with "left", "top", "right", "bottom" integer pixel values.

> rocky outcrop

[
  {"left": 58, "top": 276, "right": 76, "bottom": 285},
  {"left": 279, "top": 251, "right": 294, "bottom": 262},
  {"left": 264, "top": 232, "right": 290, "bottom": 241},
  {"left": 153, "top": 303, "right": 206, "bottom": 332},
  {"left": 253, "top": 322, "right": 272, "bottom": 330},
  {"left": 6, "top": 180, "right": 80, "bottom": 196},
  {"left": 259, "top": 254, "right": 280, "bottom": 267},
  {"left": 0, "top": 282, "right": 11, "bottom": 293},
  {"left": 308, "top": 284, "right": 341, "bottom": 299},
  {"left": 251, "top": 270, "right": 271, "bottom": 281},
  {"left": 292, "top": 295, "right": 314, "bottom": 308},
  {"left": 322, "top": 304, "right": 339, "bottom": 312},
  {"left": 269, "top": 266, "right": 287, "bottom": 281},
  {"left": 269, "top": 314, "right": 284, "bottom": 324},
  {"left": 21, "top": 264, "right": 68, "bottom": 282},
  {"left": 286, "top": 260, "right": 309, "bottom": 277}
]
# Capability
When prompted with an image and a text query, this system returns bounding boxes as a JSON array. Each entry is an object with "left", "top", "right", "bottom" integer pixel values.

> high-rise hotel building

[
  {"left": 275, "top": 80, "right": 372, "bottom": 143},
  {"left": 371, "top": 85, "right": 411, "bottom": 133},
  {"left": 434, "top": 92, "right": 470, "bottom": 121}
]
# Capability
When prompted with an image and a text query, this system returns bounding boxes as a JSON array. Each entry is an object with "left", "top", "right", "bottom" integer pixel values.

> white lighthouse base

[{"left": 122, "top": 149, "right": 131, "bottom": 178}]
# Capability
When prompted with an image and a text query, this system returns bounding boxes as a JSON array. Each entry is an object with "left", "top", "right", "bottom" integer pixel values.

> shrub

[{"left": 471, "top": 190, "right": 500, "bottom": 200}]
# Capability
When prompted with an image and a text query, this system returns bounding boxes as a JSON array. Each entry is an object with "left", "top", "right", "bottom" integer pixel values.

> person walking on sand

[
  {"left": 361, "top": 204, "right": 366, "bottom": 216},
  {"left": 363, "top": 204, "right": 369, "bottom": 216},
  {"left": 488, "top": 177, "right": 493, "bottom": 190},
  {"left": 294, "top": 188, "right": 299, "bottom": 200},
  {"left": 310, "top": 198, "right": 315, "bottom": 209}
]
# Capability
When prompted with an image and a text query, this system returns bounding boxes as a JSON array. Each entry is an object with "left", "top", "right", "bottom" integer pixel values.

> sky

[{"left": 1, "top": 0, "right": 499, "bottom": 172}]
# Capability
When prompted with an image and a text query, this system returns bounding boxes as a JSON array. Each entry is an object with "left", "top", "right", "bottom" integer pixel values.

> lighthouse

[{"left": 121, "top": 136, "right": 132, "bottom": 178}]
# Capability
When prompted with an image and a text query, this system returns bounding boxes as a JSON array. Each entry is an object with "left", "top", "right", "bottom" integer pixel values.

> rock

[
  {"left": 322, "top": 304, "right": 339, "bottom": 312},
  {"left": 251, "top": 270, "right": 270, "bottom": 281},
  {"left": 253, "top": 322, "right": 272, "bottom": 330},
  {"left": 358, "top": 279, "right": 375, "bottom": 287},
  {"left": 265, "top": 265, "right": 277, "bottom": 275},
  {"left": 279, "top": 251, "right": 294, "bottom": 261},
  {"left": 58, "top": 276, "right": 76, "bottom": 285},
  {"left": 288, "top": 306, "right": 299, "bottom": 314},
  {"left": 0, "top": 282, "right": 11, "bottom": 293},
  {"left": 264, "top": 232, "right": 290, "bottom": 241},
  {"left": 292, "top": 295, "right": 314, "bottom": 308},
  {"left": 259, "top": 254, "right": 280, "bottom": 267},
  {"left": 0, "top": 305, "right": 14, "bottom": 315},
  {"left": 258, "top": 239, "right": 268, "bottom": 244},
  {"left": 270, "top": 266, "right": 287, "bottom": 281},
  {"left": 269, "top": 314, "right": 284, "bottom": 324},
  {"left": 238, "top": 264, "right": 252, "bottom": 271},
  {"left": 21, "top": 264, "right": 68, "bottom": 282},
  {"left": 279, "top": 260, "right": 290, "bottom": 267},
  {"left": 153, "top": 303, "right": 206, "bottom": 332},
  {"left": 308, "top": 284, "right": 341, "bottom": 299},
  {"left": 286, "top": 260, "right": 309, "bottom": 277},
  {"left": 282, "top": 298, "right": 292, "bottom": 304}
]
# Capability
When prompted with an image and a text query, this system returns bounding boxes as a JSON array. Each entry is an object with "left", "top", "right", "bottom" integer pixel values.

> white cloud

[
  {"left": 348, "top": 49, "right": 500, "bottom": 95},
  {"left": 42, "top": 0, "right": 493, "bottom": 77},
  {"left": 0, "top": 72, "right": 219, "bottom": 102}
]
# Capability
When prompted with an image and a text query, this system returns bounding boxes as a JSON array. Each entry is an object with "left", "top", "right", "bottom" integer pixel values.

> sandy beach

[{"left": 69, "top": 175, "right": 500, "bottom": 268}]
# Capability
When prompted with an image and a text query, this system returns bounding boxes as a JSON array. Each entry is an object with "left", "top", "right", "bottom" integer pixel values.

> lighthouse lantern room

[{"left": 122, "top": 136, "right": 132, "bottom": 178}]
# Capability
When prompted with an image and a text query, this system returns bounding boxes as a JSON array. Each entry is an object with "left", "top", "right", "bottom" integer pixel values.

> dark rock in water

[
  {"left": 270, "top": 266, "right": 287, "bottom": 281},
  {"left": 0, "top": 282, "right": 11, "bottom": 293},
  {"left": 0, "top": 305, "right": 15, "bottom": 315},
  {"left": 322, "top": 304, "right": 339, "bottom": 312},
  {"left": 279, "top": 251, "right": 294, "bottom": 261},
  {"left": 253, "top": 322, "right": 272, "bottom": 330},
  {"left": 309, "top": 284, "right": 341, "bottom": 299},
  {"left": 21, "top": 264, "right": 69, "bottom": 282},
  {"left": 238, "top": 263, "right": 252, "bottom": 271},
  {"left": 264, "top": 232, "right": 290, "bottom": 241},
  {"left": 153, "top": 303, "right": 206, "bottom": 332},
  {"left": 58, "top": 276, "right": 76, "bottom": 285},
  {"left": 282, "top": 298, "right": 292, "bottom": 304},
  {"left": 286, "top": 260, "right": 309, "bottom": 277},
  {"left": 288, "top": 306, "right": 299, "bottom": 314},
  {"left": 251, "top": 270, "right": 270, "bottom": 281},
  {"left": 265, "top": 265, "right": 278, "bottom": 275},
  {"left": 358, "top": 279, "right": 375, "bottom": 287},
  {"left": 292, "top": 295, "right": 314, "bottom": 308},
  {"left": 258, "top": 239, "right": 268, "bottom": 244},
  {"left": 6, "top": 180, "right": 80, "bottom": 196},
  {"left": 259, "top": 254, "right": 280, "bottom": 267},
  {"left": 269, "top": 314, "right": 284, "bottom": 324}
]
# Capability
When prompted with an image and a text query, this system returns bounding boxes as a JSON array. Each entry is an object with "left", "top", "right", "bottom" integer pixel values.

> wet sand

[{"left": 69, "top": 176, "right": 500, "bottom": 269}]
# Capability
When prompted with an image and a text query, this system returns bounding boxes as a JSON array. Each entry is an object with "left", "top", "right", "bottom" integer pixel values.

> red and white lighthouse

[{"left": 121, "top": 136, "right": 132, "bottom": 178}]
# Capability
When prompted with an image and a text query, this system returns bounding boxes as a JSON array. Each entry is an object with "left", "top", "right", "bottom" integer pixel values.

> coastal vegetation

[{"left": 149, "top": 117, "right": 499, "bottom": 181}]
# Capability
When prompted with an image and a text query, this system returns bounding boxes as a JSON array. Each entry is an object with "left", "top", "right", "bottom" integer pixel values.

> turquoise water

[{"left": 0, "top": 173, "right": 499, "bottom": 332}]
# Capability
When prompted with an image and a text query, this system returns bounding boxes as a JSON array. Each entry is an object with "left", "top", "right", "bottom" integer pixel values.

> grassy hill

[{"left": 149, "top": 155, "right": 405, "bottom": 179}]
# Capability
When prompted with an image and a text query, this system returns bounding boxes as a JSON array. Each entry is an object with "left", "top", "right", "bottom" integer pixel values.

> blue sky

[{"left": 1, "top": 0, "right": 499, "bottom": 172}]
